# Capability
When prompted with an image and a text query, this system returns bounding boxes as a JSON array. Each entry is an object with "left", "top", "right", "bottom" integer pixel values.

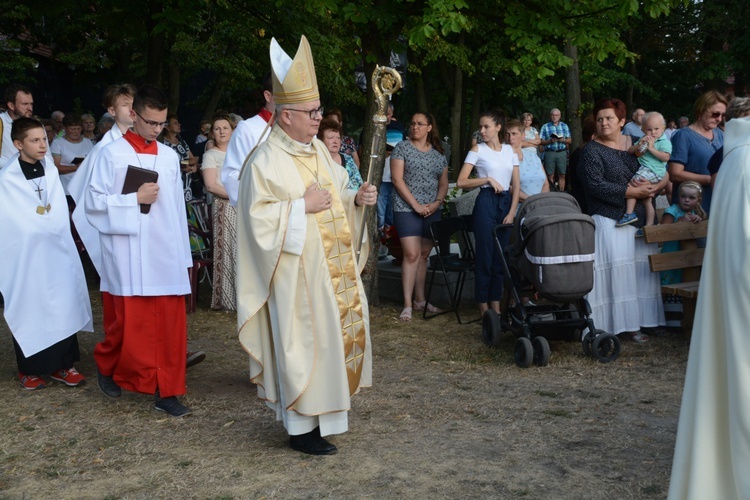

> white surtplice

[
  {"left": 0, "top": 156, "right": 92, "bottom": 356},
  {"left": 68, "top": 126, "right": 124, "bottom": 276},
  {"left": 85, "top": 135, "right": 191, "bottom": 296},
  {"left": 668, "top": 116, "right": 750, "bottom": 499}
]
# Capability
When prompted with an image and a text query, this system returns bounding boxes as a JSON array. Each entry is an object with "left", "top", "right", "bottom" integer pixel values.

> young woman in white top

[{"left": 457, "top": 109, "right": 520, "bottom": 315}]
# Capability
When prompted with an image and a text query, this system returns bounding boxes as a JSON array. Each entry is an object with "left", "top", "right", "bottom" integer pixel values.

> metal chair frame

[{"left": 424, "top": 216, "right": 480, "bottom": 324}]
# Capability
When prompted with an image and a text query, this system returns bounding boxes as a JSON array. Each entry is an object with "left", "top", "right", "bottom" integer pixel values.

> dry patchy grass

[{"left": 0, "top": 292, "right": 687, "bottom": 499}]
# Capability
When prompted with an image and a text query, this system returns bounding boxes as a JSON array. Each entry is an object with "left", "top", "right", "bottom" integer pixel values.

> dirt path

[{"left": 0, "top": 297, "right": 685, "bottom": 499}]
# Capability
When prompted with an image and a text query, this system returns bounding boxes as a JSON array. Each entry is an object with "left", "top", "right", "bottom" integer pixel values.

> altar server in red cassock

[{"left": 86, "top": 85, "right": 193, "bottom": 417}]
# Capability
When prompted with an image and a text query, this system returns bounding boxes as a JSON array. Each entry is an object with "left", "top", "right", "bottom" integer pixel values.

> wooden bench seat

[{"left": 643, "top": 220, "right": 708, "bottom": 336}]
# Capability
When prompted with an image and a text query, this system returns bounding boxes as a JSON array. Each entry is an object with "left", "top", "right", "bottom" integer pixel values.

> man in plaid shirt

[{"left": 540, "top": 108, "right": 571, "bottom": 191}]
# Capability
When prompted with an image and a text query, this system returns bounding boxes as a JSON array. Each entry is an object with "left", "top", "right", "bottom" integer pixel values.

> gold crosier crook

[{"left": 356, "top": 65, "right": 402, "bottom": 258}]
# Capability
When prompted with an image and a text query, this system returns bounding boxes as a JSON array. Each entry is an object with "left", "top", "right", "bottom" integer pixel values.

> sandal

[
  {"left": 630, "top": 331, "right": 650, "bottom": 344},
  {"left": 399, "top": 307, "right": 413, "bottom": 322},
  {"left": 414, "top": 301, "right": 443, "bottom": 313}
]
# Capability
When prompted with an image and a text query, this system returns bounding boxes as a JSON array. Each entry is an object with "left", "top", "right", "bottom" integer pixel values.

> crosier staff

[{"left": 356, "top": 65, "right": 402, "bottom": 259}]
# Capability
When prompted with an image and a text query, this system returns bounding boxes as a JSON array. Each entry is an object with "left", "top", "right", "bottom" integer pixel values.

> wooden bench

[{"left": 643, "top": 220, "right": 708, "bottom": 336}]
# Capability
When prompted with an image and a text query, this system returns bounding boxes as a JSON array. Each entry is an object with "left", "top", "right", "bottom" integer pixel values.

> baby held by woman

[{"left": 616, "top": 111, "right": 672, "bottom": 237}]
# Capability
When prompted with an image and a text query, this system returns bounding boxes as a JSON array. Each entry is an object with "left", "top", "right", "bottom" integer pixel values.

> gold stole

[{"left": 294, "top": 154, "right": 366, "bottom": 395}]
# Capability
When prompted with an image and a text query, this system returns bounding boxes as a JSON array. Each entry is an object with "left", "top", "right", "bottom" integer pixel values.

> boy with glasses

[{"left": 86, "top": 85, "right": 193, "bottom": 417}]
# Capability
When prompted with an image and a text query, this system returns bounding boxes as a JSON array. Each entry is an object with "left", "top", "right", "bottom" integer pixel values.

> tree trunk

[
  {"left": 168, "top": 57, "right": 180, "bottom": 115},
  {"left": 202, "top": 42, "right": 236, "bottom": 120},
  {"left": 468, "top": 78, "right": 482, "bottom": 148},
  {"left": 564, "top": 41, "right": 582, "bottom": 152},
  {"left": 413, "top": 55, "right": 429, "bottom": 112},
  {"left": 145, "top": 4, "right": 165, "bottom": 87},
  {"left": 459, "top": 71, "right": 468, "bottom": 163},
  {"left": 356, "top": 35, "right": 395, "bottom": 306},
  {"left": 623, "top": 29, "right": 636, "bottom": 113},
  {"left": 202, "top": 72, "right": 227, "bottom": 121},
  {"left": 449, "top": 64, "right": 463, "bottom": 178}
]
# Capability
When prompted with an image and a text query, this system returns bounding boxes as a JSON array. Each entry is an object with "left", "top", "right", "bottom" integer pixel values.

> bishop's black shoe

[
  {"left": 289, "top": 428, "right": 338, "bottom": 456},
  {"left": 154, "top": 393, "right": 193, "bottom": 417},
  {"left": 97, "top": 370, "right": 121, "bottom": 399}
]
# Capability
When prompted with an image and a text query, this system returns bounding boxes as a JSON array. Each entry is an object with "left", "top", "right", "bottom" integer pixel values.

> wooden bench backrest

[{"left": 643, "top": 220, "right": 708, "bottom": 281}]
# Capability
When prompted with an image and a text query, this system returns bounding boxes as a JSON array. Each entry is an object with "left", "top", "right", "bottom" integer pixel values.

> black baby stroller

[{"left": 482, "top": 192, "right": 621, "bottom": 367}]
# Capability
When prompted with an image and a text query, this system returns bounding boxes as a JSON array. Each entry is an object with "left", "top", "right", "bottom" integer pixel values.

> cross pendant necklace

[{"left": 30, "top": 177, "right": 50, "bottom": 215}]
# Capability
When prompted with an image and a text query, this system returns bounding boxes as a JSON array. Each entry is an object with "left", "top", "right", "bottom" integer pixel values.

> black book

[{"left": 122, "top": 165, "right": 158, "bottom": 214}]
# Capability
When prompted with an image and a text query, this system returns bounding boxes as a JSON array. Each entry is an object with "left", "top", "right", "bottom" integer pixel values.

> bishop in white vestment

[
  {"left": 236, "top": 36, "right": 376, "bottom": 455},
  {"left": 668, "top": 116, "right": 750, "bottom": 499}
]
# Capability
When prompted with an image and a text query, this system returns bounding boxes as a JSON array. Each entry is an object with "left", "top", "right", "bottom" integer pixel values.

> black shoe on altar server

[
  {"left": 154, "top": 390, "right": 192, "bottom": 417},
  {"left": 97, "top": 370, "right": 121, "bottom": 398},
  {"left": 289, "top": 427, "right": 338, "bottom": 455}
]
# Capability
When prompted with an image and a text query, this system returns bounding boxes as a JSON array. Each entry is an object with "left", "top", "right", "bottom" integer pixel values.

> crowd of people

[
  {"left": 385, "top": 91, "right": 735, "bottom": 348},
  {"left": 0, "top": 33, "right": 748, "bottom": 469}
]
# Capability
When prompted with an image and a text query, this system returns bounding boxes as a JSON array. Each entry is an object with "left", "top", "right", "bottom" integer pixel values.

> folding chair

[
  {"left": 186, "top": 200, "right": 213, "bottom": 313},
  {"left": 424, "top": 216, "right": 479, "bottom": 324}
]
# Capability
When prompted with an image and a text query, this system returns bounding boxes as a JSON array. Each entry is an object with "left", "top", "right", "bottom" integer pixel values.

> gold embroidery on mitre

[
  {"left": 271, "top": 35, "right": 319, "bottom": 105},
  {"left": 294, "top": 153, "right": 366, "bottom": 395},
  {"left": 294, "top": 61, "right": 309, "bottom": 87}
]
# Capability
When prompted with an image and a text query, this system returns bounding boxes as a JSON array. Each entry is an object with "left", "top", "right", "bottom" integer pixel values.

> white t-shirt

[
  {"left": 50, "top": 136, "right": 94, "bottom": 194},
  {"left": 463, "top": 143, "right": 519, "bottom": 191},
  {"left": 382, "top": 156, "right": 392, "bottom": 183}
]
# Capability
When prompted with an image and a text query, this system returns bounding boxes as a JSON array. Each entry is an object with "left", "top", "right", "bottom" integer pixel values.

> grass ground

[{"left": 0, "top": 288, "right": 686, "bottom": 499}]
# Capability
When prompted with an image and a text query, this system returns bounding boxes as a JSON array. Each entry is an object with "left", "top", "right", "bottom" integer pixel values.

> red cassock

[{"left": 95, "top": 295, "right": 186, "bottom": 397}]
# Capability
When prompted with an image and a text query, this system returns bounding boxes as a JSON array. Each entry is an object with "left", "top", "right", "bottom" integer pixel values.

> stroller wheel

[
  {"left": 532, "top": 337, "right": 551, "bottom": 366},
  {"left": 581, "top": 329, "right": 604, "bottom": 357},
  {"left": 592, "top": 333, "right": 621, "bottom": 363},
  {"left": 514, "top": 337, "right": 533, "bottom": 368},
  {"left": 482, "top": 310, "right": 503, "bottom": 347}
]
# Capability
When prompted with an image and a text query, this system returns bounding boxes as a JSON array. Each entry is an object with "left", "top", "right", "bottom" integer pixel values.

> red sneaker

[
  {"left": 50, "top": 368, "right": 86, "bottom": 387},
  {"left": 19, "top": 373, "right": 47, "bottom": 390}
]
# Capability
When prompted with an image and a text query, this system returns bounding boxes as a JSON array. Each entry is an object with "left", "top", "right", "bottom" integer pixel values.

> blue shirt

[
  {"left": 622, "top": 121, "right": 645, "bottom": 140},
  {"left": 540, "top": 121, "right": 571, "bottom": 152},
  {"left": 669, "top": 127, "right": 723, "bottom": 213}
]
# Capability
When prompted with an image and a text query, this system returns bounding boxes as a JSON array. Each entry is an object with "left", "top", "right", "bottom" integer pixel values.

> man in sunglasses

[
  {"left": 86, "top": 85, "right": 193, "bottom": 417},
  {"left": 236, "top": 36, "right": 377, "bottom": 455}
]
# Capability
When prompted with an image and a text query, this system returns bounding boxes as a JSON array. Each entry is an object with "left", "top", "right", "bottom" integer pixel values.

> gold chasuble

[
  {"left": 294, "top": 155, "right": 367, "bottom": 395},
  {"left": 236, "top": 125, "right": 372, "bottom": 418}
]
